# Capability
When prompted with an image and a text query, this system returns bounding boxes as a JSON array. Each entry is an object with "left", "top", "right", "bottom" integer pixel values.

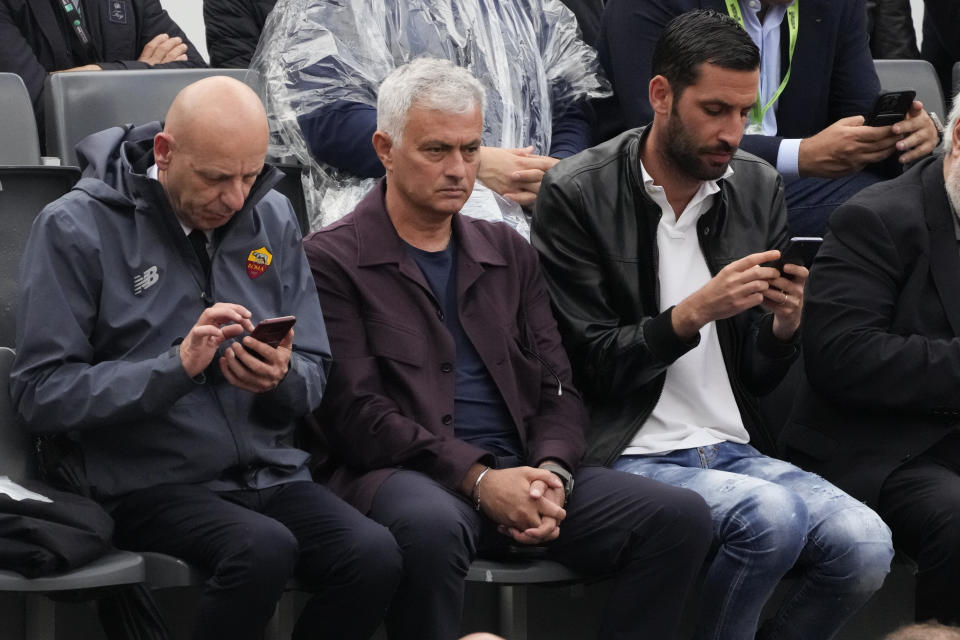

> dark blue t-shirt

[{"left": 405, "top": 237, "right": 522, "bottom": 458}]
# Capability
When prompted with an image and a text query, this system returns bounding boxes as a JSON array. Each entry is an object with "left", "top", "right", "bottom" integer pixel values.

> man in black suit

[
  {"left": 596, "top": 0, "right": 939, "bottom": 236},
  {"left": 784, "top": 89, "right": 960, "bottom": 625},
  {"left": 0, "top": 0, "right": 206, "bottom": 132}
]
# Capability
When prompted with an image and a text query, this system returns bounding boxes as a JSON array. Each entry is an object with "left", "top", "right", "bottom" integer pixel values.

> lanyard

[
  {"left": 724, "top": 0, "right": 799, "bottom": 127},
  {"left": 57, "top": 0, "right": 91, "bottom": 46},
  {"left": 56, "top": 0, "right": 100, "bottom": 65}
]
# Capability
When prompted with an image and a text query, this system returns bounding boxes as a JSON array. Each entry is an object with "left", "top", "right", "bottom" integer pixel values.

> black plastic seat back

[{"left": 0, "top": 166, "right": 81, "bottom": 348}]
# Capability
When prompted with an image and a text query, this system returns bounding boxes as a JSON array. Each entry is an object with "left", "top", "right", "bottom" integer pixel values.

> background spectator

[
  {"left": 595, "top": 0, "right": 937, "bottom": 236},
  {"left": 921, "top": 0, "right": 960, "bottom": 111},
  {"left": 253, "top": 0, "right": 607, "bottom": 228},
  {"left": 0, "top": 0, "right": 206, "bottom": 136},
  {"left": 867, "top": 0, "right": 920, "bottom": 59},
  {"left": 202, "top": 0, "right": 276, "bottom": 68}
]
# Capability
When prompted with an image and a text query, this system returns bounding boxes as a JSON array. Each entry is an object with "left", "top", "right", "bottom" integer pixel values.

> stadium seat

[
  {"left": 467, "top": 556, "right": 585, "bottom": 639},
  {"left": 272, "top": 162, "right": 310, "bottom": 236},
  {"left": 140, "top": 551, "right": 585, "bottom": 639},
  {"left": 0, "top": 346, "right": 145, "bottom": 640},
  {"left": 0, "top": 73, "right": 42, "bottom": 165},
  {"left": 43, "top": 68, "right": 263, "bottom": 166},
  {"left": 0, "top": 166, "right": 81, "bottom": 347},
  {"left": 874, "top": 59, "right": 946, "bottom": 120}
]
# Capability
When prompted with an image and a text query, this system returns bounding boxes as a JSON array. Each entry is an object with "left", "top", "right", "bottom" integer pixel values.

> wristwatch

[
  {"left": 540, "top": 462, "right": 575, "bottom": 504},
  {"left": 929, "top": 111, "right": 945, "bottom": 146}
]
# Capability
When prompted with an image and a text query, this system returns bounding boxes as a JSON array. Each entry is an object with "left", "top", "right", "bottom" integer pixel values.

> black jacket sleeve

[{"left": 203, "top": 0, "right": 274, "bottom": 68}]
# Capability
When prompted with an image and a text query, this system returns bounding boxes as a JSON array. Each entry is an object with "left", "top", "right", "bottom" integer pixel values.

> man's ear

[
  {"left": 154, "top": 132, "right": 175, "bottom": 170},
  {"left": 372, "top": 130, "right": 394, "bottom": 172},
  {"left": 649, "top": 75, "right": 674, "bottom": 117}
]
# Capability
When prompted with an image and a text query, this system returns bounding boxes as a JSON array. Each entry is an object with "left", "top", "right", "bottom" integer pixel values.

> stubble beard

[{"left": 663, "top": 105, "right": 735, "bottom": 182}]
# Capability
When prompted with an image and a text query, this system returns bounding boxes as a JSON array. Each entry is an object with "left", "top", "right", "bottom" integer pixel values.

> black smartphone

[
  {"left": 773, "top": 237, "right": 823, "bottom": 272},
  {"left": 865, "top": 90, "right": 916, "bottom": 127},
  {"left": 245, "top": 316, "right": 296, "bottom": 356}
]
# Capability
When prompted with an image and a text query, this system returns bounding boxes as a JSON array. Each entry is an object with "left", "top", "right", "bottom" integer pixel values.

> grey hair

[
  {"left": 941, "top": 89, "right": 960, "bottom": 154},
  {"left": 376, "top": 57, "right": 486, "bottom": 144}
]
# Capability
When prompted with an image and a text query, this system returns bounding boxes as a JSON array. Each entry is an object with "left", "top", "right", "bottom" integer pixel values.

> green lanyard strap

[{"left": 724, "top": 0, "right": 799, "bottom": 127}]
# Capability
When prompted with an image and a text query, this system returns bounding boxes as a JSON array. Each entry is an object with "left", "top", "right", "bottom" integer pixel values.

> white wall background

[
  {"left": 163, "top": 0, "right": 208, "bottom": 62},
  {"left": 163, "top": 0, "right": 928, "bottom": 68}
]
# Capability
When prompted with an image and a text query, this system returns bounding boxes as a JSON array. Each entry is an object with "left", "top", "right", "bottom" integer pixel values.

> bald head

[
  {"left": 154, "top": 76, "right": 271, "bottom": 230},
  {"left": 163, "top": 76, "right": 268, "bottom": 154},
  {"left": 885, "top": 623, "right": 960, "bottom": 640}
]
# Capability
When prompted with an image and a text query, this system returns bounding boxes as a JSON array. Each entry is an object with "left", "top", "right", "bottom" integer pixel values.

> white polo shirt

[{"left": 623, "top": 161, "right": 751, "bottom": 455}]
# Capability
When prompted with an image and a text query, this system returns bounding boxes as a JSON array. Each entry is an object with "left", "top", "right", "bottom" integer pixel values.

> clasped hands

[
  {"left": 178, "top": 302, "right": 292, "bottom": 393},
  {"left": 468, "top": 464, "right": 567, "bottom": 545}
]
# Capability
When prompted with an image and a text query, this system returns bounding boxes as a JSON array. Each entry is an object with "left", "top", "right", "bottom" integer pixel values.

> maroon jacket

[{"left": 303, "top": 182, "right": 586, "bottom": 513}]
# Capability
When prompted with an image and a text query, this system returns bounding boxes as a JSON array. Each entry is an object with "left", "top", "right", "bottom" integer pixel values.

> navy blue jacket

[
  {"left": 0, "top": 0, "right": 206, "bottom": 123},
  {"left": 595, "top": 0, "right": 880, "bottom": 166},
  {"left": 11, "top": 122, "right": 331, "bottom": 500}
]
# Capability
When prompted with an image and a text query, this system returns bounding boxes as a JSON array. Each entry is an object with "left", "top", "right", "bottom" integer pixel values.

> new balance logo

[{"left": 133, "top": 266, "right": 159, "bottom": 295}]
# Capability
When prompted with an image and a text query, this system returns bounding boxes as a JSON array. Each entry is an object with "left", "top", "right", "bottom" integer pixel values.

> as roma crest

[{"left": 247, "top": 246, "right": 273, "bottom": 279}]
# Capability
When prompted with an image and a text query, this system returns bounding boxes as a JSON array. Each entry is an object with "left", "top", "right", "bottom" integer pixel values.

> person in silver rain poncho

[{"left": 251, "top": 0, "right": 608, "bottom": 233}]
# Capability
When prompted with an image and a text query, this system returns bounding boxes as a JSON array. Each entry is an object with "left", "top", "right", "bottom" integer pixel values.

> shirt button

[
  {"left": 440, "top": 362, "right": 453, "bottom": 373},
  {"left": 441, "top": 414, "right": 453, "bottom": 425}
]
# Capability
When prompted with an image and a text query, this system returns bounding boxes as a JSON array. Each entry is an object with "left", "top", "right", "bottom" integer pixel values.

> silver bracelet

[{"left": 473, "top": 466, "right": 491, "bottom": 511}]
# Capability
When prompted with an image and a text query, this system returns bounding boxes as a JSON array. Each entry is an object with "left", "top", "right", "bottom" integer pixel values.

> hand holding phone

[
  {"left": 865, "top": 90, "right": 916, "bottom": 127},
  {"left": 770, "top": 237, "right": 823, "bottom": 274},
  {"left": 244, "top": 316, "right": 296, "bottom": 359}
]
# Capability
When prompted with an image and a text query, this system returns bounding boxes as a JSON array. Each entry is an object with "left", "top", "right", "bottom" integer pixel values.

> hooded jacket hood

[
  {"left": 72, "top": 120, "right": 284, "bottom": 217},
  {"left": 73, "top": 122, "right": 160, "bottom": 209}
]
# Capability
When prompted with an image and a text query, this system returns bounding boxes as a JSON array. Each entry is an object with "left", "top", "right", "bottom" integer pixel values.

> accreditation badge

[{"left": 745, "top": 121, "right": 764, "bottom": 135}]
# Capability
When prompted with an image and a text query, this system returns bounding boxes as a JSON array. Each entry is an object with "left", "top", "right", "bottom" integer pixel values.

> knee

[
  {"left": 648, "top": 485, "right": 713, "bottom": 553},
  {"left": 335, "top": 520, "right": 403, "bottom": 592},
  {"left": 389, "top": 502, "right": 474, "bottom": 576},
  {"left": 214, "top": 520, "right": 299, "bottom": 589},
  {"left": 724, "top": 483, "right": 809, "bottom": 563},
  {"left": 814, "top": 506, "right": 894, "bottom": 592},
  {"left": 915, "top": 505, "right": 960, "bottom": 564}
]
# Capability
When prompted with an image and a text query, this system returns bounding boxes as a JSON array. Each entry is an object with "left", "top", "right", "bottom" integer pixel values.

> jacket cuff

[
  {"left": 644, "top": 306, "right": 700, "bottom": 364},
  {"left": 756, "top": 313, "right": 800, "bottom": 359}
]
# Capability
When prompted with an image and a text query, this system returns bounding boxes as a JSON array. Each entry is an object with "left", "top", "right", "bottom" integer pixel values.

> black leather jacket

[{"left": 532, "top": 127, "right": 799, "bottom": 465}]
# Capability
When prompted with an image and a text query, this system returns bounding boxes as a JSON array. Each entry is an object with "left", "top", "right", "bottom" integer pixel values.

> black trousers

[
  {"left": 369, "top": 465, "right": 713, "bottom": 640},
  {"left": 879, "top": 433, "right": 960, "bottom": 624},
  {"left": 111, "top": 481, "right": 402, "bottom": 640}
]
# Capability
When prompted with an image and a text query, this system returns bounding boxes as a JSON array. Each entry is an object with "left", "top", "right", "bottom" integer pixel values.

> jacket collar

[
  {"left": 353, "top": 179, "right": 508, "bottom": 270},
  {"left": 922, "top": 154, "right": 960, "bottom": 336},
  {"left": 628, "top": 124, "right": 730, "bottom": 236}
]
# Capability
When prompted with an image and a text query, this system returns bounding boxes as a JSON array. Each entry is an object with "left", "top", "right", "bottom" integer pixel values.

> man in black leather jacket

[{"left": 533, "top": 10, "right": 893, "bottom": 639}]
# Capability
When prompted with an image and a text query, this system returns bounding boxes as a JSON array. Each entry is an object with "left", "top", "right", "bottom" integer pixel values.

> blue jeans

[{"left": 614, "top": 442, "right": 894, "bottom": 640}]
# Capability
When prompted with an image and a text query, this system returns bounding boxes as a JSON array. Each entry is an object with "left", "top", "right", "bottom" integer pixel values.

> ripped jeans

[{"left": 614, "top": 442, "right": 893, "bottom": 640}]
